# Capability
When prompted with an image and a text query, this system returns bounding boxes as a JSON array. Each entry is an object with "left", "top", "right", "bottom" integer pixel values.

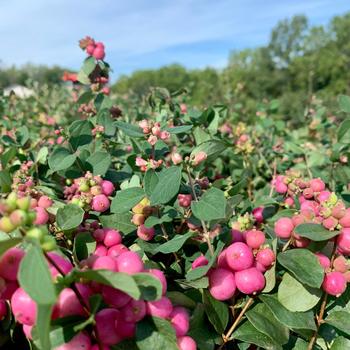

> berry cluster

[
  {"left": 130, "top": 198, "right": 156, "bottom": 241},
  {"left": 79, "top": 36, "right": 106, "bottom": 60},
  {"left": 64, "top": 172, "right": 115, "bottom": 212}
]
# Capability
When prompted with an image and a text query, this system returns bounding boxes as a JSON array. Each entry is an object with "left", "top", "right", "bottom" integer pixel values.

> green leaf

[
  {"left": 259, "top": 294, "right": 316, "bottom": 330},
  {"left": 110, "top": 187, "right": 145, "bottom": 213},
  {"left": 155, "top": 232, "right": 194, "bottom": 254},
  {"left": 133, "top": 273, "right": 162, "bottom": 301},
  {"left": 278, "top": 273, "right": 322, "bottom": 312},
  {"left": 144, "top": 170, "right": 159, "bottom": 198},
  {"left": 277, "top": 249, "right": 324, "bottom": 288},
  {"left": 116, "top": 121, "right": 145, "bottom": 137},
  {"left": 72, "top": 270, "right": 140, "bottom": 300},
  {"left": 0, "top": 238, "right": 22, "bottom": 256},
  {"left": 69, "top": 120, "right": 93, "bottom": 150},
  {"left": 246, "top": 303, "right": 289, "bottom": 345},
  {"left": 0, "top": 170, "right": 11, "bottom": 193},
  {"left": 48, "top": 147, "right": 76, "bottom": 172},
  {"left": 294, "top": 223, "right": 339, "bottom": 241},
  {"left": 36, "top": 147, "right": 49, "bottom": 164},
  {"left": 338, "top": 118, "right": 350, "bottom": 143},
  {"left": 338, "top": 95, "right": 350, "bottom": 113},
  {"left": 331, "top": 336, "right": 350, "bottom": 349},
  {"left": 86, "top": 151, "right": 111, "bottom": 176},
  {"left": 35, "top": 304, "right": 53, "bottom": 350},
  {"left": 100, "top": 213, "right": 136, "bottom": 234},
  {"left": 136, "top": 317, "right": 178, "bottom": 350},
  {"left": 165, "top": 125, "right": 193, "bottom": 134},
  {"left": 56, "top": 204, "right": 84, "bottom": 231},
  {"left": 18, "top": 245, "right": 56, "bottom": 304},
  {"left": 191, "top": 188, "right": 227, "bottom": 221},
  {"left": 191, "top": 140, "right": 228, "bottom": 161},
  {"left": 73, "top": 233, "right": 96, "bottom": 261},
  {"left": 81, "top": 56, "right": 96, "bottom": 76},
  {"left": 203, "top": 290, "right": 229, "bottom": 334},
  {"left": 150, "top": 167, "right": 182, "bottom": 205},
  {"left": 326, "top": 311, "right": 350, "bottom": 336},
  {"left": 233, "top": 321, "right": 282, "bottom": 350}
]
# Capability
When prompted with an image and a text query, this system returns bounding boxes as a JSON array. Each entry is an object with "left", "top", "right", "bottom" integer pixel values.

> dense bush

[{"left": 1, "top": 36, "right": 350, "bottom": 350}]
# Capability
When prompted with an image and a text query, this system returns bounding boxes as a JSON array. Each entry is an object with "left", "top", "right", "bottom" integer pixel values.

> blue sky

[{"left": 0, "top": 0, "right": 349, "bottom": 80}]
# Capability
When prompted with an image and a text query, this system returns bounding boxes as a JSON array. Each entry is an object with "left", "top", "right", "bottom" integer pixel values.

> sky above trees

[{"left": 0, "top": 0, "right": 349, "bottom": 77}]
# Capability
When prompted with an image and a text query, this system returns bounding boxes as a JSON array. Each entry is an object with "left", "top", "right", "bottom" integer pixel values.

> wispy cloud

[{"left": 0, "top": 0, "right": 349, "bottom": 78}]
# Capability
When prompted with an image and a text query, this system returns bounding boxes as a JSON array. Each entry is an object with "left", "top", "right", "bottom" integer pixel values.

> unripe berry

[
  {"left": 177, "top": 336, "right": 197, "bottom": 350},
  {"left": 332, "top": 203, "right": 346, "bottom": 219},
  {"left": 322, "top": 271, "right": 346, "bottom": 296},
  {"left": 9, "top": 209, "right": 27, "bottom": 227},
  {"left": 235, "top": 267, "right": 265, "bottom": 294},
  {"left": 225, "top": 242, "right": 254, "bottom": 271},
  {"left": 171, "top": 152, "right": 183, "bottom": 165},
  {"left": 90, "top": 185, "right": 102, "bottom": 196},
  {"left": 275, "top": 217, "right": 294, "bottom": 239},
  {"left": 256, "top": 248, "right": 275, "bottom": 267},
  {"left": 170, "top": 306, "right": 189, "bottom": 336},
  {"left": 38, "top": 196, "right": 53, "bottom": 209},
  {"left": 208, "top": 268, "right": 236, "bottom": 300},
  {"left": 333, "top": 255, "right": 348, "bottom": 273},
  {"left": 95, "top": 309, "right": 120, "bottom": 346},
  {"left": 322, "top": 216, "right": 338, "bottom": 230},
  {"left": 91, "top": 194, "right": 110, "bottom": 212},
  {"left": 11, "top": 288, "right": 37, "bottom": 325},
  {"left": 146, "top": 296, "right": 173, "bottom": 318},
  {"left": 132, "top": 214, "right": 145, "bottom": 226},
  {"left": 115, "top": 251, "right": 143, "bottom": 274},
  {"left": 192, "top": 151, "right": 207, "bottom": 166},
  {"left": 0, "top": 217, "right": 16, "bottom": 233},
  {"left": 245, "top": 230, "right": 265, "bottom": 249},
  {"left": 16, "top": 197, "right": 30, "bottom": 211},
  {"left": 33, "top": 207, "right": 49, "bottom": 225},
  {"left": 41, "top": 236, "right": 57, "bottom": 252},
  {"left": 137, "top": 224, "right": 155, "bottom": 241}
]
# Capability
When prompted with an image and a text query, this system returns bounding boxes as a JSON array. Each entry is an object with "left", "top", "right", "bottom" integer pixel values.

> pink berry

[
  {"left": 333, "top": 255, "right": 348, "bottom": 273},
  {"left": 137, "top": 225, "right": 155, "bottom": 241},
  {"left": 33, "top": 206, "right": 49, "bottom": 225},
  {"left": 340, "top": 208, "right": 350, "bottom": 228},
  {"left": 315, "top": 252, "right": 331, "bottom": 270},
  {"left": 92, "top": 256, "right": 117, "bottom": 271},
  {"left": 102, "top": 286, "right": 131, "bottom": 308},
  {"left": 177, "top": 336, "right": 197, "bottom": 350},
  {"left": 91, "top": 194, "right": 110, "bottom": 212},
  {"left": 275, "top": 181, "right": 288, "bottom": 194},
  {"left": 0, "top": 247, "right": 24, "bottom": 281},
  {"left": 146, "top": 296, "right": 173, "bottom": 318},
  {"left": 1, "top": 280, "right": 18, "bottom": 299},
  {"left": 256, "top": 248, "right": 275, "bottom": 267},
  {"left": 54, "top": 331, "right": 91, "bottom": 350},
  {"left": 235, "top": 267, "right": 265, "bottom": 295},
  {"left": 231, "top": 229, "right": 245, "bottom": 243},
  {"left": 332, "top": 203, "right": 346, "bottom": 219},
  {"left": 147, "top": 269, "right": 167, "bottom": 295},
  {"left": 86, "top": 44, "right": 95, "bottom": 55},
  {"left": 107, "top": 244, "right": 128, "bottom": 258},
  {"left": 93, "top": 47, "right": 105, "bottom": 60},
  {"left": 11, "top": 288, "right": 37, "bottom": 325},
  {"left": 217, "top": 249, "right": 229, "bottom": 269},
  {"left": 294, "top": 237, "right": 310, "bottom": 248},
  {"left": 117, "top": 321, "right": 135, "bottom": 339},
  {"left": 101, "top": 180, "right": 115, "bottom": 196},
  {"left": 225, "top": 242, "right": 254, "bottom": 271},
  {"left": 93, "top": 228, "right": 106, "bottom": 242},
  {"left": 103, "top": 229, "right": 122, "bottom": 247},
  {"left": 121, "top": 299, "right": 146, "bottom": 323},
  {"left": 208, "top": 268, "right": 236, "bottom": 301},
  {"left": 178, "top": 194, "right": 192, "bottom": 208},
  {"left": 22, "top": 324, "right": 33, "bottom": 340},
  {"left": 95, "top": 309, "right": 120, "bottom": 346},
  {"left": 275, "top": 217, "right": 294, "bottom": 239},
  {"left": 252, "top": 207, "right": 264, "bottom": 223},
  {"left": 337, "top": 228, "right": 350, "bottom": 255},
  {"left": 310, "top": 178, "right": 325, "bottom": 192},
  {"left": 115, "top": 251, "right": 143, "bottom": 274},
  {"left": 191, "top": 255, "right": 209, "bottom": 269},
  {"left": 94, "top": 244, "right": 108, "bottom": 257},
  {"left": 322, "top": 271, "right": 346, "bottom": 296},
  {"left": 245, "top": 230, "right": 265, "bottom": 249},
  {"left": 170, "top": 306, "right": 189, "bottom": 337},
  {"left": 322, "top": 216, "right": 338, "bottom": 230},
  {"left": 38, "top": 196, "right": 53, "bottom": 209},
  {"left": 53, "top": 288, "right": 85, "bottom": 318}
]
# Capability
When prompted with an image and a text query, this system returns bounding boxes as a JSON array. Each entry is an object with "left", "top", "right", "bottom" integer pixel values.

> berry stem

[
  {"left": 186, "top": 167, "right": 214, "bottom": 255},
  {"left": 221, "top": 296, "right": 254, "bottom": 347}
]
